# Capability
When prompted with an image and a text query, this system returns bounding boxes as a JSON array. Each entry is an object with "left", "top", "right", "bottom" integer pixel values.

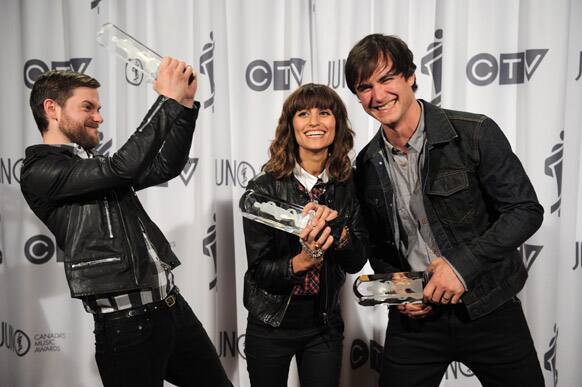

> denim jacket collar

[{"left": 361, "top": 99, "right": 458, "bottom": 164}]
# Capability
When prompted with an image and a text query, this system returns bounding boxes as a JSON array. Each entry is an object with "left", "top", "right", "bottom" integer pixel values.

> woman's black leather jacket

[{"left": 242, "top": 171, "right": 368, "bottom": 327}]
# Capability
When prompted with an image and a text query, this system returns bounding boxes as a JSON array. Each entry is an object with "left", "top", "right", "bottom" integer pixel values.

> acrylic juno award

[
  {"left": 353, "top": 271, "right": 428, "bottom": 306},
  {"left": 239, "top": 190, "right": 315, "bottom": 236},
  {"left": 96, "top": 23, "right": 196, "bottom": 83}
]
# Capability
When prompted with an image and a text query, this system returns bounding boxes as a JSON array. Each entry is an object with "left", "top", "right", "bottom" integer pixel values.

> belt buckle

[{"left": 165, "top": 294, "right": 176, "bottom": 308}]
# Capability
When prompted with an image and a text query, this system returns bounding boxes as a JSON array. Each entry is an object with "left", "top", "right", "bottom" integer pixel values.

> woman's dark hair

[{"left": 262, "top": 83, "right": 354, "bottom": 182}]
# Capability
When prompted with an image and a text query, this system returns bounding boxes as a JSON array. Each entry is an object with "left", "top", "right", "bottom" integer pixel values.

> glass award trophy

[
  {"left": 96, "top": 23, "right": 195, "bottom": 84},
  {"left": 96, "top": 23, "right": 163, "bottom": 82},
  {"left": 353, "top": 271, "right": 427, "bottom": 306},
  {"left": 239, "top": 190, "right": 315, "bottom": 236}
]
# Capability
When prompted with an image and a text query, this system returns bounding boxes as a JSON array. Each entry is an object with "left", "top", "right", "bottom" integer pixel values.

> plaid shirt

[
  {"left": 58, "top": 144, "right": 175, "bottom": 314},
  {"left": 291, "top": 164, "right": 328, "bottom": 295}
]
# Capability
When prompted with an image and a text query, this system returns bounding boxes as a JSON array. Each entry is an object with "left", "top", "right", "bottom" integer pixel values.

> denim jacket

[{"left": 354, "top": 100, "right": 543, "bottom": 319}]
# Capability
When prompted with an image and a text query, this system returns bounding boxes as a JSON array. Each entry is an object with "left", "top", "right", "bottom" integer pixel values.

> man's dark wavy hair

[
  {"left": 345, "top": 34, "right": 417, "bottom": 94},
  {"left": 30, "top": 70, "right": 100, "bottom": 133}
]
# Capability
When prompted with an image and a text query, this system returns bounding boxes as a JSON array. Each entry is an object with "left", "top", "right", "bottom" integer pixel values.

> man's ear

[
  {"left": 407, "top": 73, "right": 416, "bottom": 87},
  {"left": 43, "top": 99, "right": 60, "bottom": 122}
]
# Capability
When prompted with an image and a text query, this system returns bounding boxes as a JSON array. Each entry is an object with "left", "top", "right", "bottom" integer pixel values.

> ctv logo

[
  {"left": 23, "top": 58, "right": 92, "bottom": 89},
  {"left": 466, "top": 49, "right": 548, "bottom": 86},
  {"left": 349, "top": 339, "right": 383, "bottom": 372},
  {"left": 246, "top": 58, "right": 306, "bottom": 91},
  {"left": 24, "top": 235, "right": 63, "bottom": 264}
]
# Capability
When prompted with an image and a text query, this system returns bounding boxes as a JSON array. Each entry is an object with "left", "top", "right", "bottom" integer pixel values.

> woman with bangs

[{"left": 241, "top": 83, "right": 367, "bottom": 387}]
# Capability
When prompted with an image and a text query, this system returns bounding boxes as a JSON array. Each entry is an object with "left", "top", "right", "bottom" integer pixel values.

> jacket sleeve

[
  {"left": 21, "top": 96, "right": 192, "bottom": 201},
  {"left": 441, "top": 117, "right": 544, "bottom": 287},
  {"left": 242, "top": 178, "right": 304, "bottom": 293},
  {"left": 329, "top": 179, "right": 368, "bottom": 274},
  {"left": 133, "top": 101, "right": 200, "bottom": 190}
]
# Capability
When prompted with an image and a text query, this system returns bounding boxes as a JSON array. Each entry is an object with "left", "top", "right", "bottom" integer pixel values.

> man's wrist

[{"left": 179, "top": 98, "right": 195, "bottom": 108}]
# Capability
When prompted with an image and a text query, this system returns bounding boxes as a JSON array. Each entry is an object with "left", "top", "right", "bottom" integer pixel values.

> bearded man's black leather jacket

[{"left": 20, "top": 96, "right": 199, "bottom": 298}]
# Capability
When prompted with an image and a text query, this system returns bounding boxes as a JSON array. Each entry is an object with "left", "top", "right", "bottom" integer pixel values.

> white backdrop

[{"left": 0, "top": 0, "right": 581, "bottom": 386}]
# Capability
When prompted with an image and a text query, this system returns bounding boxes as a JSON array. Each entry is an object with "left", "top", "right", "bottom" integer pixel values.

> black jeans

[
  {"left": 93, "top": 293, "right": 232, "bottom": 387},
  {"left": 245, "top": 320, "right": 343, "bottom": 387},
  {"left": 379, "top": 298, "right": 544, "bottom": 387}
]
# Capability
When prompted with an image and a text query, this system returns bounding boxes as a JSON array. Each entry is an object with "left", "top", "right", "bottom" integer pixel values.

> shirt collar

[
  {"left": 293, "top": 162, "right": 329, "bottom": 192},
  {"left": 52, "top": 143, "right": 93, "bottom": 159}
]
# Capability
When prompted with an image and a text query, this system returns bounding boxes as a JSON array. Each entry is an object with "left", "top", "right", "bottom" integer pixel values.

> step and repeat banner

[{"left": 1, "top": 0, "right": 581, "bottom": 386}]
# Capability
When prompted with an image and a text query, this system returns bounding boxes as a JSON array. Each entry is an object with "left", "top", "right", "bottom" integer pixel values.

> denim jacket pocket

[
  {"left": 363, "top": 187, "right": 385, "bottom": 209},
  {"left": 426, "top": 170, "right": 474, "bottom": 224}
]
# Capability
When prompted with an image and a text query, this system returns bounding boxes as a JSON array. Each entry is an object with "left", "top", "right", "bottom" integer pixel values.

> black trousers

[
  {"left": 244, "top": 322, "right": 344, "bottom": 387},
  {"left": 93, "top": 293, "right": 232, "bottom": 387},
  {"left": 379, "top": 298, "right": 545, "bottom": 387}
]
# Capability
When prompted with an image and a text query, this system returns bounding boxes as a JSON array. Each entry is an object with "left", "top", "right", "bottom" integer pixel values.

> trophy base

[{"left": 354, "top": 272, "right": 427, "bottom": 306}]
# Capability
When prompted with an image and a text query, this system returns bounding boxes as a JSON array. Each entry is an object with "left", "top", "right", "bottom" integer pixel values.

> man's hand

[
  {"left": 153, "top": 57, "right": 197, "bottom": 108},
  {"left": 423, "top": 257, "right": 465, "bottom": 304},
  {"left": 397, "top": 303, "right": 432, "bottom": 319}
]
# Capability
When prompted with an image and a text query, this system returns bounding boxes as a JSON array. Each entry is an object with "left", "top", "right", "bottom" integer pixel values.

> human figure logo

[
  {"left": 90, "top": 0, "right": 102, "bottom": 10},
  {"left": 421, "top": 29, "right": 443, "bottom": 106},
  {"left": 544, "top": 131, "right": 564, "bottom": 216},
  {"left": 199, "top": 32, "right": 216, "bottom": 111},
  {"left": 203, "top": 213, "right": 217, "bottom": 290},
  {"left": 544, "top": 324, "right": 558, "bottom": 386},
  {"left": 125, "top": 59, "right": 145, "bottom": 86},
  {"left": 575, "top": 52, "right": 582, "bottom": 81},
  {"left": 574, "top": 242, "right": 582, "bottom": 271}
]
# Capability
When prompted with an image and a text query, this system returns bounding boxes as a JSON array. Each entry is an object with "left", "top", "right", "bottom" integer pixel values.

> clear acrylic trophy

[
  {"left": 96, "top": 23, "right": 163, "bottom": 82},
  {"left": 239, "top": 190, "right": 315, "bottom": 236},
  {"left": 353, "top": 272, "right": 427, "bottom": 306}
]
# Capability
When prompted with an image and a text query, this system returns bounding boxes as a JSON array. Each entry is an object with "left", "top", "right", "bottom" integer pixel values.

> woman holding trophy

[{"left": 240, "top": 83, "right": 367, "bottom": 387}]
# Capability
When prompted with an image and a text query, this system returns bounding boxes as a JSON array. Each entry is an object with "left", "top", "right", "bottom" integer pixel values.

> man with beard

[
  {"left": 346, "top": 34, "right": 545, "bottom": 387},
  {"left": 20, "top": 58, "right": 232, "bottom": 387}
]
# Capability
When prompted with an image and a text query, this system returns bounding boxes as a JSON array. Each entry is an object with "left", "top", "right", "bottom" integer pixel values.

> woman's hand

[{"left": 292, "top": 203, "right": 337, "bottom": 273}]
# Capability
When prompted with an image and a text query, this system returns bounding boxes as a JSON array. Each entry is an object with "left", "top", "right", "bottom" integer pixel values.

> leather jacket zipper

[
  {"left": 71, "top": 256, "right": 121, "bottom": 269},
  {"left": 276, "top": 291, "right": 294, "bottom": 327},
  {"left": 137, "top": 96, "right": 168, "bottom": 132},
  {"left": 103, "top": 195, "right": 114, "bottom": 239},
  {"left": 137, "top": 217, "right": 171, "bottom": 271},
  {"left": 132, "top": 187, "right": 171, "bottom": 271},
  {"left": 112, "top": 190, "right": 139, "bottom": 285},
  {"left": 322, "top": 261, "right": 329, "bottom": 327}
]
